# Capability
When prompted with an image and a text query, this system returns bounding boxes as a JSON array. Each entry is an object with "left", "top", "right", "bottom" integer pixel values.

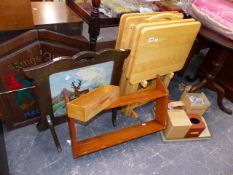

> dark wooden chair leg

[
  {"left": 89, "top": 0, "right": 101, "bottom": 51},
  {"left": 89, "top": 24, "right": 100, "bottom": 51},
  {"left": 36, "top": 117, "right": 49, "bottom": 131},
  {"left": 209, "top": 81, "right": 232, "bottom": 114},
  {"left": 189, "top": 79, "right": 207, "bottom": 92},
  {"left": 46, "top": 115, "right": 62, "bottom": 152}
]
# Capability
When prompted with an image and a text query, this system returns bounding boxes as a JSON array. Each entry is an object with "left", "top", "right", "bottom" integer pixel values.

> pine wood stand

[{"left": 64, "top": 77, "right": 168, "bottom": 158}]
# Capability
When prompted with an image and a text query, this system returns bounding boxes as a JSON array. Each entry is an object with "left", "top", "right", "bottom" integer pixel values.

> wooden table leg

[
  {"left": 89, "top": 0, "right": 101, "bottom": 51},
  {"left": 190, "top": 79, "right": 206, "bottom": 92},
  {"left": 189, "top": 45, "right": 232, "bottom": 114},
  {"left": 88, "top": 21, "right": 100, "bottom": 51}
]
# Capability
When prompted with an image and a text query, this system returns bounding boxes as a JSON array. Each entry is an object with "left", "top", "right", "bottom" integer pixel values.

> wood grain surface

[
  {"left": 0, "top": 0, "right": 34, "bottom": 31},
  {"left": 31, "top": 2, "right": 83, "bottom": 25},
  {"left": 67, "top": 85, "right": 120, "bottom": 122}
]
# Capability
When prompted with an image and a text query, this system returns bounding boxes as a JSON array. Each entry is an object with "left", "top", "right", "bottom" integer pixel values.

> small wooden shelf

[
  {"left": 75, "top": 120, "right": 164, "bottom": 157},
  {"left": 66, "top": 76, "right": 169, "bottom": 158}
]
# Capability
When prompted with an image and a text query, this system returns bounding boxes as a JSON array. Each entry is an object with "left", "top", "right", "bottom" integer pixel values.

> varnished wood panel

[
  {"left": 0, "top": 0, "right": 34, "bottom": 31},
  {"left": 127, "top": 22, "right": 201, "bottom": 84},
  {"left": 217, "top": 51, "right": 233, "bottom": 102},
  {"left": 31, "top": 2, "right": 83, "bottom": 25}
]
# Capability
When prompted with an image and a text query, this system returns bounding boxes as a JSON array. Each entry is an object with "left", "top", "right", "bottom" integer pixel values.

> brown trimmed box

[
  {"left": 185, "top": 114, "right": 206, "bottom": 138},
  {"left": 180, "top": 92, "right": 211, "bottom": 116},
  {"left": 164, "top": 109, "right": 192, "bottom": 139}
]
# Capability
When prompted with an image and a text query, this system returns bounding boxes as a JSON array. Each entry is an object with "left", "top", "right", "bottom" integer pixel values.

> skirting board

[{"left": 161, "top": 117, "right": 211, "bottom": 142}]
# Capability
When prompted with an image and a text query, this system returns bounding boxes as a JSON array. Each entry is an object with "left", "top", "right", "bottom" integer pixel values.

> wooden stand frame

[
  {"left": 64, "top": 77, "right": 168, "bottom": 158},
  {"left": 23, "top": 49, "right": 130, "bottom": 152}
]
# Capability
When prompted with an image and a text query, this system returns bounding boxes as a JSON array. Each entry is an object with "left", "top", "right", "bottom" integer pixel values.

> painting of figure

[{"left": 49, "top": 61, "right": 114, "bottom": 117}]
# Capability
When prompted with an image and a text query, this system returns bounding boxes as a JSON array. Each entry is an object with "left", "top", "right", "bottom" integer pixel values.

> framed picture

[{"left": 49, "top": 61, "right": 114, "bottom": 117}]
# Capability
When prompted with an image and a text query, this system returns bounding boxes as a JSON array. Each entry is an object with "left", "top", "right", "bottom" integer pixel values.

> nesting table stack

[{"left": 115, "top": 12, "right": 201, "bottom": 117}]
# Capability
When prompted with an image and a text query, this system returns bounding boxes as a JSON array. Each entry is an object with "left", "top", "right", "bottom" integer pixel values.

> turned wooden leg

[
  {"left": 208, "top": 81, "right": 232, "bottom": 114},
  {"left": 91, "top": 0, "right": 100, "bottom": 15},
  {"left": 189, "top": 79, "right": 207, "bottom": 92},
  {"left": 88, "top": 23, "right": 100, "bottom": 51},
  {"left": 89, "top": 0, "right": 101, "bottom": 51},
  {"left": 187, "top": 42, "right": 232, "bottom": 114}
]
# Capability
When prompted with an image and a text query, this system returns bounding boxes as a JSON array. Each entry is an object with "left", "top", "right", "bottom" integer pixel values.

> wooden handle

[
  {"left": 144, "top": 12, "right": 183, "bottom": 22},
  {"left": 73, "top": 51, "right": 97, "bottom": 60}
]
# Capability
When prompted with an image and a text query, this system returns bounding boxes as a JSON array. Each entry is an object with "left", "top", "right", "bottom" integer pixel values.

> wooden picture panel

[
  {"left": 0, "top": 44, "right": 42, "bottom": 128},
  {"left": 24, "top": 49, "right": 130, "bottom": 130},
  {"left": 0, "top": 29, "right": 89, "bottom": 130}
]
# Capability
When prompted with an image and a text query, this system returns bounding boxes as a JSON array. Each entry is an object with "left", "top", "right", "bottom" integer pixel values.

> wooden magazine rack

[{"left": 64, "top": 76, "right": 168, "bottom": 158}]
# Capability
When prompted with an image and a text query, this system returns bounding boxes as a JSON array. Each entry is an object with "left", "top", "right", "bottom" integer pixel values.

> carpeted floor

[{"left": 3, "top": 52, "right": 233, "bottom": 175}]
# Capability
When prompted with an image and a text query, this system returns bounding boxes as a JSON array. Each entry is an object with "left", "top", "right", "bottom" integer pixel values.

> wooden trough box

[{"left": 67, "top": 85, "right": 120, "bottom": 123}]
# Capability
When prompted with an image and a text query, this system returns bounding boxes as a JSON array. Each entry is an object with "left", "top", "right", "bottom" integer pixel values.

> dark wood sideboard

[
  {"left": 66, "top": 0, "right": 178, "bottom": 51},
  {"left": 188, "top": 27, "right": 233, "bottom": 114}
]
